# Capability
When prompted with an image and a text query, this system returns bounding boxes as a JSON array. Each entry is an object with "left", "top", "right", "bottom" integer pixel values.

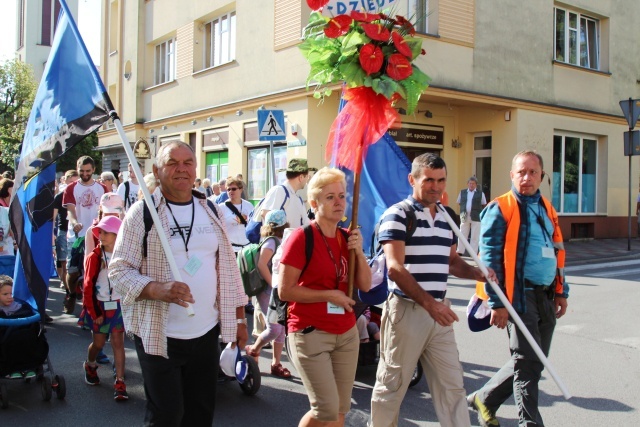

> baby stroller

[{"left": 0, "top": 255, "right": 66, "bottom": 408}]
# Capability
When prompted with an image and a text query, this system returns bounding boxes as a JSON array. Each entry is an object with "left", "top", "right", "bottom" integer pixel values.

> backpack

[
  {"left": 237, "top": 236, "right": 280, "bottom": 297},
  {"left": 245, "top": 185, "right": 289, "bottom": 244},
  {"left": 272, "top": 224, "right": 349, "bottom": 329},
  {"left": 123, "top": 181, "right": 131, "bottom": 210},
  {"left": 67, "top": 236, "right": 86, "bottom": 275},
  {"left": 142, "top": 196, "right": 218, "bottom": 258},
  {"left": 359, "top": 201, "right": 417, "bottom": 305}
]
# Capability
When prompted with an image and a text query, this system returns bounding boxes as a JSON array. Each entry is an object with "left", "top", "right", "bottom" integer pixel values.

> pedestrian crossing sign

[{"left": 257, "top": 109, "right": 286, "bottom": 141}]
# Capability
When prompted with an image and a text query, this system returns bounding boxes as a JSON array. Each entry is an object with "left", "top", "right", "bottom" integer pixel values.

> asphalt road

[{"left": 1, "top": 260, "right": 638, "bottom": 426}]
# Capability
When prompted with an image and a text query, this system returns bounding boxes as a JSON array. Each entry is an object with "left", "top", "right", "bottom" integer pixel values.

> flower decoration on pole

[
  {"left": 299, "top": 1, "right": 431, "bottom": 173},
  {"left": 300, "top": 1, "right": 431, "bottom": 297}
]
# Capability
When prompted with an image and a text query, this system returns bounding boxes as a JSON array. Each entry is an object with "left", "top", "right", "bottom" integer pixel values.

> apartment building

[
  {"left": 97, "top": 0, "right": 640, "bottom": 239},
  {"left": 14, "top": 0, "right": 79, "bottom": 81}
]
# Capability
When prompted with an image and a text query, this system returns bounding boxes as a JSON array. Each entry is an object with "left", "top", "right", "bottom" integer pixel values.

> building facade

[
  {"left": 14, "top": 0, "right": 79, "bottom": 81},
  {"left": 97, "top": 0, "right": 640, "bottom": 239}
]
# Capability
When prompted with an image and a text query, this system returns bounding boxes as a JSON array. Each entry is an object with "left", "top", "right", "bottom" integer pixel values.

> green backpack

[{"left": 237, "top": 236, "right": 280, "bottom": 297}]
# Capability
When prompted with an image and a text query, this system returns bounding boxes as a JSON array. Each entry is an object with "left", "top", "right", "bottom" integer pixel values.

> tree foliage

[{"left": 0, "top": 59, "right": 37, "bottom": 170}]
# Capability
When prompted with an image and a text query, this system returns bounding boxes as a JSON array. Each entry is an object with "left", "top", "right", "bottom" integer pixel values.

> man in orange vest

[{"left": 467, "top": 150, "right": 569, "bottom": 427}]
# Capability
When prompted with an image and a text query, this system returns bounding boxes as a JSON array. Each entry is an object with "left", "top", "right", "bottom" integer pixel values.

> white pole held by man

[{"left": 436, "top": 202, "right": 571, "bottom": 399}]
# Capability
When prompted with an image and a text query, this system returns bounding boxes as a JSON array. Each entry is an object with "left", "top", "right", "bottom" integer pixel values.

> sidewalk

[{"left": 563, "top": 237, "right": 640, "bottom": 266}]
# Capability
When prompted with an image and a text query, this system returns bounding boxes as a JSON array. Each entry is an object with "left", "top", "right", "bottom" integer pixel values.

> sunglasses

[{"left": 227, "top": 187, "right": 240, "bottom": 191}]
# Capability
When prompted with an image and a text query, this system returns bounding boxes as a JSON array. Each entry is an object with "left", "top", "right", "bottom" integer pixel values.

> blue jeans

[{"left": 134, "top": 324, "right": 220, "bottom": 427}]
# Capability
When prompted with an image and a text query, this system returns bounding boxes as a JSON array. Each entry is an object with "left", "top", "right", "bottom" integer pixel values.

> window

[
  {"left": 552, "top": 134, "right": 597, "bottom": 214},
  {"left": 154, "top": 38, "right": 176, "bottom": 85},
  {"left": 408, "top": 0, "right": 429, "bottom": 34},
  {"left": 202, "top": 11, "right": 236, "bottom": 69},
  {"left": 40, "top": 0, "right": 61, "bottom": 46},
  {"left": 554, "top": 7, "right": 599, "bottom": 70}
]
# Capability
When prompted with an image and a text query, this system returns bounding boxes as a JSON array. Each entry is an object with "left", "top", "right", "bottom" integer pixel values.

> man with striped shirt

[{"left": 370, "top": 153, "right": 496, "bottom": 427}]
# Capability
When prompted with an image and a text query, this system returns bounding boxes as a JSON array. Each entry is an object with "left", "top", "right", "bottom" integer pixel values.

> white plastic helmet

[{"left": 219, "top": 342, "right": 238, "bottom": 377}]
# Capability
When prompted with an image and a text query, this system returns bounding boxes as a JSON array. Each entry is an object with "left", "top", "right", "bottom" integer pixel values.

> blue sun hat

[{"left": 265, "top": 209, "right": 286, "bottom": 227}]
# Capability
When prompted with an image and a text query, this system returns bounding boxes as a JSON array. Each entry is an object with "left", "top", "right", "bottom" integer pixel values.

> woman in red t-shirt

[{"left": 279, "top": 167, "right": 371, "bottom": 427}]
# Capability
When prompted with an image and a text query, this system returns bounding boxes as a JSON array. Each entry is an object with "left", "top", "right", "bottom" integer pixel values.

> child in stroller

[{"left": 0, "top": 276, "right": 39, "bottom": 379}]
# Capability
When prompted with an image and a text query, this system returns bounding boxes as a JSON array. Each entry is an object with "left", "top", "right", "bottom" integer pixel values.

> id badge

[
  {"left": 104, "top": 301, "right": 118, "bottom": 311},
  {"left": 183, "top": 255, "right": 203, "bottom": 276},
  {"left": 327, "top": 302, "right": 345, "bottom": 315},
  {"left": 541, "top": 246, "right": 555, "bottom": 259}
]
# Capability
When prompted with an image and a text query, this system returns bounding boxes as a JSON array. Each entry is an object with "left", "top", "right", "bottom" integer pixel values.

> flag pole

[
  {"left": 435, "top": 202, "right": 571, "bottom": 399},
  {"left": 346, "top": 144, "right": 363, "bottom": 298},
  {"left": 111, "top": 117, "right": 194, "bottom": 317}
]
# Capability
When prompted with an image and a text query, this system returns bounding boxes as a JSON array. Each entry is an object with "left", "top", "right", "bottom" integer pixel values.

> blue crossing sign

[{"left": 257, "top": 110, "right": 286, "bottom": 141}]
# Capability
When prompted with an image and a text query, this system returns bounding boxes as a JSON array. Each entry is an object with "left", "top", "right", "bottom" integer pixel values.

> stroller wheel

[
  {"left": 41, "top": 376, "right": 52, "bottom": 401},
  {"left": 238, "top": 355, "right": 261, "bottom": 396},
  {"left": 53, "top": 375, "right": 66, "bottom": 400},
  {"left": 408, "top": 362, "right": 423, "bottom": 388},
  {"left": 0, "top": 383, "right": 8, "bottom": 409}
]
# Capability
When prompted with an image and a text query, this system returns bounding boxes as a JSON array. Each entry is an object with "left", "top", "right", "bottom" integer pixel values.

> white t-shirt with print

[
  {"left": 116, "top": 181, "right": 140, "bottom": 211},
  {"left": 62, "top": 180, "right": 107, "bottom": 238},
  {"left": 94, "top": 251, "right": 122, "bottom": 301},
  {"left": 165, "top": 198, "right": 219, "bottom": 339}
]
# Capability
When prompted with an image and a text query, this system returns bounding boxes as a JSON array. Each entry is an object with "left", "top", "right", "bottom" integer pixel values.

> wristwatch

[{"left": 236, "top": 318, "right": 247, "bottom": 325}]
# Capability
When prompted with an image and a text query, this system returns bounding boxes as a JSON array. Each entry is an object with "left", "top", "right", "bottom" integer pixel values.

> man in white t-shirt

[
  {"left": 116, "top": 162, "right": 141, "bottom": 212},
  {"left": 260, "top": 158, "right": 316, "bottom": 228},
  {"left": 62, "top": 156, "right": 108, "bottom": 313},
  {"left": 109, "top": 141, "right": 247, "bottom": 425}
]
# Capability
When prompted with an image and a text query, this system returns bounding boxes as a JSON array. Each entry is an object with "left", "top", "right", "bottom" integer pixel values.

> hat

[
  {"left": 466, "top": 294, "right": 492, "bottom": 332},
  {"left": 265, "top": 209, "right": 286, "bottom": 227},
  {"left": 278, "top": 158, "right": 317, "bottom": 173},
  {"left": 100, "top": 192, "right": 124, "bottom": 214},
  {"left": 219, "top": 342, "right": 237, "bottom": 377},
  {"left": 92, "top": 216, "right": 122, "bottom": 240},
  {"left": 358, "top": 253, "right": 389, "bottom": 306}
]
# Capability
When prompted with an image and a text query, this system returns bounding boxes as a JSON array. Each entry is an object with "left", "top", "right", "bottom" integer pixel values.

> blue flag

[
  {"left": 336, "top": 133, "right": 412, "bottom": 255},
  {"left": 9, "top": 0, "right": 112, "bottom": 315}
]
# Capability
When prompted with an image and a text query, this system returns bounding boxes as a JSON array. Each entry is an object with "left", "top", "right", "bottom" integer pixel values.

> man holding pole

[
  {"left": 467, "top": 150, "right": 569, "bottom": 427},
  {"left": 370, "top": 153, "right": 496, "bottom": 427},
  {"left": 109, "top": 141, "right": 248, "bottom": 425}
]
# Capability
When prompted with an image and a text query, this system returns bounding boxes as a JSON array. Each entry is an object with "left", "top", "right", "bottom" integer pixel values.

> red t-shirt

[{"left": 280, "top": 224, "right": 355, "bottom": 335}]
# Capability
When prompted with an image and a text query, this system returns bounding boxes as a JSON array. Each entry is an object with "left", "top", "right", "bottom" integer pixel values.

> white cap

[{"left": 219, "top": 342, "right": 238, "bottom": 377}]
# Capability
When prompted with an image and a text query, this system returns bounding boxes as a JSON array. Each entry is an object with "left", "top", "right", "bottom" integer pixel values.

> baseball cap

[
  {"left": 219, "top": 342, "right": 239, "bottom": 377},
  {"left": 277, "top": 158, "right": 317, "bottom": 173},
  {"left": 92, "top": 216, "right": 122, "bottom": 240},
  {"left": 100, "top": 192, "right": 124, "bottom": 214},
  {"left": 466, "top": 294, "right": 492, "bottom": 332},
  {"left": 265, "top": 209, "right": 286, "bottom": 227}
]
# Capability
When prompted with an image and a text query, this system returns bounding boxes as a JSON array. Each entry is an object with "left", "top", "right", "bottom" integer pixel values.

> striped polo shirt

[{"left": 378, "top": 197, "right": 456, "bottom": 294}]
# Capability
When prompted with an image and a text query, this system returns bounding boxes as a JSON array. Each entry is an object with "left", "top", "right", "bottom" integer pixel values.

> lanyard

[
  {"left": 166, "top": 198, "right": 195, "bottom": 258},
  {"left": 528, "top": 203, "right": 553, "bottom": 245},
  {"left": 314, "top": 223, "right": 343, "bottom": 288},
  {"left": 101, "top": 249, "right": 113, "bottom": 301}
]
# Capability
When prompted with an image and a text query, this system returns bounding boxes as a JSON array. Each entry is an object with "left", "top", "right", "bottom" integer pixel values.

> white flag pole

[
  {"left": 436, "top": 202, "right": 570, "bottom": 399},
  {"left": 112, "top": 119, "right": 194, "bottom": 317}
]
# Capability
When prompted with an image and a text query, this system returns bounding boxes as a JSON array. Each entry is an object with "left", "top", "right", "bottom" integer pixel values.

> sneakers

[
  {"left": 83, "top": 361, "right": 100, "bottom": 385},
  {"left": 23, "top": 370, "right": 36, "bottom": 379},
  {"left": 62, "top": 295, "right": 76, "bottom": 314},
  {"left": 96, "top": 350, "right": 111, "bottom": 365},
  {"left": 113, "top": 379, "right": 129, "bottom": 401},
  {"left": 8, "top": 372, "right": 22, "bottom": 379},
  {"left": 468, "top": 392, "right": 500, "bottom": 427}
]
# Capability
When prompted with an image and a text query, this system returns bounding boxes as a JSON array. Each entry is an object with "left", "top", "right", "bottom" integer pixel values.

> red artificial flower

[
  {"left": 391, "top": 31, "right": 412, "bottom": 58},
  {"left": 324, "top": 15, "right": 353, "bottom": 38},
  {"left": 394, "top": 15, "right": 416, "bottom": 36},
  {"left": 362, "top": 23, "right": 391, "bottom": 41},
  {"left": 351, "top": 11, "right": 382, "bottom": 23},
  {"left": 421, "top": 49, "right": 426, "bottom": 55},
  {"left": 386, "top": 53, "right": 413, "bottom": 80},
  {"left": 306, "top": 0, "right": 329, "bottom": 10},
  {"left": 359, "top": 43, "right": 384, "bottom": 75}
]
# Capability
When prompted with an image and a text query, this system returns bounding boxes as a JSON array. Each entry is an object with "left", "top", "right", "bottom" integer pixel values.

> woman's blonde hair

[
  {"left": 307, "top": 167, "right": 346, "bottom": 204},
  {"left": 138, "top": 173, "right": 159, "bottom": 200}
]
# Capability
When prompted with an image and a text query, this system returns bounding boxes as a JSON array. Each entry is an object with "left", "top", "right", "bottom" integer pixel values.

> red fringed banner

[{"left": 326, "top": 87, "right": 400, "bottom": 173}]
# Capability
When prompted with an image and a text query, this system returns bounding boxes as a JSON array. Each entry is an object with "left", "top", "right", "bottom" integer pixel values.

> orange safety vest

[{"left": 476, "top": 191, "right": 565, "bottom": 303}]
